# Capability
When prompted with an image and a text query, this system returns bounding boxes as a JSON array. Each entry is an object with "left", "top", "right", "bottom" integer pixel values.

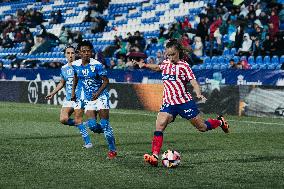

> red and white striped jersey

[{"left": 159, "top": 60, "right": 196, "bottom": 105}]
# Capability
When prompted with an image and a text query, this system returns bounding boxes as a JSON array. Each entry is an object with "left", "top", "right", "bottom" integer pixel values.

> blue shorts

[{"left": 160, "top": 100, "right": 200, "bottom": 121}]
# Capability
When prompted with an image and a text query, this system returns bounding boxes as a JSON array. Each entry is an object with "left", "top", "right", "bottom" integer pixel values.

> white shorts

[
  {"left": 74, "top": 96, "right": 109, "bottom": 111},
  {"left": 62, "top": 100, "right": 75, "bottom": 108}
]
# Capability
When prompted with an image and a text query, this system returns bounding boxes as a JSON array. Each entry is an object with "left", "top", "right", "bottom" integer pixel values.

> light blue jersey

[
  {"left": 73, "top": 58, "right": 108, "bottom": 101},
  {"left": 60, "top": 64, "right": 75, "bottom": 101}
]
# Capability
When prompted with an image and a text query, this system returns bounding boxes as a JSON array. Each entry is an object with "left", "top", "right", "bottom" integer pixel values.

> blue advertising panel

[{"left": 1, "top": 68, "right": 284, "bottom": 86}]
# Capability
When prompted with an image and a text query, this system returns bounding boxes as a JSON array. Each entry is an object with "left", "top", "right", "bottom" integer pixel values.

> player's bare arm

[
  {"left": 71, "top": 73, "right": 78, "bottom": 101},
  {"left": 190, "top": 79, "right": 207, "bottom": 101},
  {"left": 45, "top": 79, "right": 66, "bottom": 99},
  {"left": 92, "top": 76, "right": 109, "bottom": 100},
  {"left": 132, "top": 59, "right": 161, "bottom": 72}
]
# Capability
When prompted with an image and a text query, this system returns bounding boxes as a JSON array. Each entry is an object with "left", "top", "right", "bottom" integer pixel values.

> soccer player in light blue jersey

[
  {"left": 71, "top": 40, "right": 117, "bottom": 158},
  {"left": 46, "top": 46, "right": 76, "bottom": 126}
]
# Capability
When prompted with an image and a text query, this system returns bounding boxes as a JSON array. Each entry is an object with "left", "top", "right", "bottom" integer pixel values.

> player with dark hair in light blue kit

[{"left": 71, "top": 40, "right": 117, "bottom": 159}]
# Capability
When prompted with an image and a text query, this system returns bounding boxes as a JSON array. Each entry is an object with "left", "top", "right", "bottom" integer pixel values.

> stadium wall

[{"left": 2, "top": 80, "right": 284, "bottom": 118}]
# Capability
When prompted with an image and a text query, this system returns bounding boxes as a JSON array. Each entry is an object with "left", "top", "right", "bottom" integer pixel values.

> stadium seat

[
  {"left": 233, "top": 56, "right": 240, "bottom": 63},
  {"left": 256, "top": 56, "right": 263, "bottom": 64},
  {"left": 248, "top": 56, "right": 255, "bottom": 65},
  {"left": 271, "top": 56, "right": 279, "bottom": 64},
  {"left": 230, "top": 48, "right": 237, "bottom": 56},
  {"left": 280, "top": 55, "right": 284, "bottom": 64},
  {"left": 263, "top": 56, "right": 270, "bottom": 64},
  {"left": 211, "top": 56, "right": 218, "bottom": 64},
  {"left": 203, "top": 57, "right": 211, "bottom": 65}
]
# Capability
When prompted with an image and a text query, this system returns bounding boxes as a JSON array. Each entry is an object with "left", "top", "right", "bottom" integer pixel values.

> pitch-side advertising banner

[{"left": 1, "top": 69, "right": 284, "bottom": 86}]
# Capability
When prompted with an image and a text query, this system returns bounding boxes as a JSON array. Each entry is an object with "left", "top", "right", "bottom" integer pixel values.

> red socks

[
  {"left": 205, "top": 119, "right": 221, "bottom": 130},
  {"left": 152, "top": 131, "right": 163, "bottom": 155}
]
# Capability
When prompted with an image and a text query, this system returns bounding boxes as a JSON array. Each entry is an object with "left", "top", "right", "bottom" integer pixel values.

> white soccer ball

[{"left": 161, "top": 150, "right": 181, "bottom": 168}]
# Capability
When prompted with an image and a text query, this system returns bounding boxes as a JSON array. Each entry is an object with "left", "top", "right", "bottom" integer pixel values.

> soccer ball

[{"left": 161, "top": 150, "right": 181, "bottom": 168}]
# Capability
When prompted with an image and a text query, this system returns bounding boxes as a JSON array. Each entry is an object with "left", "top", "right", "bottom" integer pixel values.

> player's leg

[
  {"left": 179, "top": 100, "right": 229, "bottom": 133},
  {"left": 59, "top": 107, "right": 75, "bottom": 126},
  {"left": 60, "top": 101, "right": 75, "bottom": 126},
  {"left": 74, "top": 101, "right": 92, "bottom": 148},
  {"left": 144, "top": 103, "right": 175, "bottom": 166},
  {"left": 99, "top": 109, "right": 117, "bottom": 159},
  {"left": 85, "top": 109, "right": 103, "bottom": 134}
]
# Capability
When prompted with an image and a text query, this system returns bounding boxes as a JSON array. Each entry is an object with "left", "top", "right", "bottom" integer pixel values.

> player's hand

[
  {"left": 45, "top": 94, "right": 53, "bottom": 100},
  {"left": 196, "top": 94, "right": 207, "bottom": 103},
  {"left": 132, "top": 59, "right": 145, "bottom": 68},
  {"left": 71, "top": 94, "right": 76, "bottom": 101},
  {"left": 92, "top": 93, "right": 99, "bottom": 101}
]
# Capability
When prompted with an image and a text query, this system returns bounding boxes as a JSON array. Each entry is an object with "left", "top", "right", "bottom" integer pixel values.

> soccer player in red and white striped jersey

[{"left": 134, "top": 39, "right": 229, "bottom": 167}]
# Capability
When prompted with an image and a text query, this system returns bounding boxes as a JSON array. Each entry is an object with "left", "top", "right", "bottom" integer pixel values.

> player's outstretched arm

[
  {"left": 132, "top": 60, "right": 161, "bottom": 72},
  {"left": 71, "top": 74, "right": 78, "bottom": 101},
  {"left": 190, "top": 79, "right": 207, "bottom": 102},
  {"left": 45, "top": 79, "right": 65, "bottom": 99}
]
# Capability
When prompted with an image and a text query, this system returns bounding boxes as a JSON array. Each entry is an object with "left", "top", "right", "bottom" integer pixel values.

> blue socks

[
  {"left": 85, "top": 119, "right": 103, "bottom": 133},
  {"left": 76, "top": 123, "right": 91, "bottom": 145},
  {"left": 67, "top": 118, "right": 75, "bottom": 126},
  {"left": 100, "top": 119, "right": 116, "bottom": 152}
]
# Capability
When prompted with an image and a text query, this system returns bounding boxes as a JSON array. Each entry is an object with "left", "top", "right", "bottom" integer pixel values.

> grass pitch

[{"left": 0, "top": 102, "right": 283, "bottom": 189}]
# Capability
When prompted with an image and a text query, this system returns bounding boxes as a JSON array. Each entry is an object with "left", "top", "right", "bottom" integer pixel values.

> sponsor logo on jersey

[{"left": 162, "top": 74, "right": 176, "bottom": 81}]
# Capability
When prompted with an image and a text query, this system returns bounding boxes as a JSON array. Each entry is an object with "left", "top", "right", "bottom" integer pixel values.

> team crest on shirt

[
  {"left": 67, "top": 69, "right": 73, "bottom": 75},
  {"left": 90, "top": 66, "right": 96, "bottom": 72}
]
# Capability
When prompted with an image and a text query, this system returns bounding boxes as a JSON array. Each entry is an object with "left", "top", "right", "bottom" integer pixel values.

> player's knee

[
  {"left": 60, "top": 117, "right": 69, "bottom": 124},
  {"left": 74, "top": 118, "right": 83, "bottom": 125}
]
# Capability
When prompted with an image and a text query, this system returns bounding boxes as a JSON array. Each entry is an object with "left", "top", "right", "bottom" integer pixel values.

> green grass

[{"left": 0, "top": 102, "right": 284, "bottom": 189}]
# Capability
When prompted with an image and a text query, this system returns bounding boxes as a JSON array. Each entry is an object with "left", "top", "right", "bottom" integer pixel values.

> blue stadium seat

[
  {"left": 263, "top": 56, "right": 270, "bottom": 64},
  {"left": 230, "top": 48, "right": 237, "bottom": 56},
  {"left": 271, "top": 56, "right": 279, "bottom": 64},
  {"left": 218, "top": 56, "right": 225, "bottom": 64},
  {"left": 256, "top": 56, "right": 263, "bottom": 64},
  {"left": 211, "top": 56, "right": 218, "bottom": 64},
  {"left": 248, "top": 56, "right": 255, "bottom": 64},
  {"left": 233, "top": 56, "right": 240, "bottom": 63},
  {"left": 280, "top": 55, "right": 284, "bottom": 64},
  {"left": 203, "top": 57, "right": 211, "bottom": 65},
  {"left": 223, "top": 49, "right": 230, "bottom": 57}
]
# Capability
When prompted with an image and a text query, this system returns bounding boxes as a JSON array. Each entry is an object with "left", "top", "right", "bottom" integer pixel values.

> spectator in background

[
  {"left": 50, "top": 10, "right": 63, "bottom": 24},
  {"left": 109, "top": 58, "right": 116, "bottom": 69},
  {"left": 269, "top": 10, "right": 280, "bottom": 34},
  {"left": 193, "top": 36, "right": 203, "bottom": 57},
  {"left": 251, "top": 37, "right": 262, "bottom": 57},
  {"left": 113, "top": 58, "right": 126, "bottom": 69},
  {"left": 22, "top": 31, "right": 34, "bottom": 53},
  {"left": 181, "top": 16, "right": 192, "bottom": 32},
  {"left": 58, "top": 26, "right": 69, "bottom": 44},
  {"left": 155, "top": 50, "right": 164, "bottom": 64},
  {"left": 237, "top": 33, "right": 252, "bottom": 56},
  {"left": 262, "top": 34, "right": 272, "bottom": 56},
  {"left": 229, "top": 59, "right": 238, "bottom": 69},
  {"left": 180, "top": 33, "right": 191, "bottom": 50},
  {"left": 234, "top": 24, "right": 245, "bottom": 50},
  {"left": 196, "top": 17, "right": 208, "bottom": 46}
]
